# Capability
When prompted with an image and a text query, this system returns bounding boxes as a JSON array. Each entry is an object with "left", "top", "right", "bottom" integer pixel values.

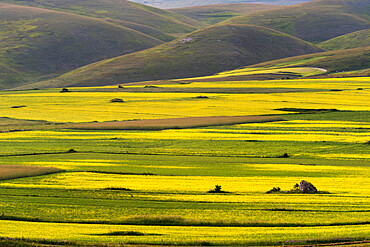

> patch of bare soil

[{"left": 0, "top": 165, "right": 63, "bottom": 180}]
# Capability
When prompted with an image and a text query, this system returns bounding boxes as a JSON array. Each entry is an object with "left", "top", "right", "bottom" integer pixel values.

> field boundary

[{"left": 0, "top": 237, "right": 368, "bottom": 247}]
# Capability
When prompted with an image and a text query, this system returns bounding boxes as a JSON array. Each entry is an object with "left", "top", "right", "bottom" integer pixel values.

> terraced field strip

[
  {"left": 67, "top": 115, "right": 285, "bottom": 130},
  {"left": 81, "top": 87, "right": 323, "bottom": 93},
  {"left": 0, "top": 220, "right": 368, "bottom": 245},
  {"left": 0, "top": 165, "right": 63, "bottom": 180}
]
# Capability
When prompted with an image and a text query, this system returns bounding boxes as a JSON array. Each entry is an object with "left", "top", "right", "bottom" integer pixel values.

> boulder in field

[{"left": 299, "top": 180, "right": 318, "bottom": 193}]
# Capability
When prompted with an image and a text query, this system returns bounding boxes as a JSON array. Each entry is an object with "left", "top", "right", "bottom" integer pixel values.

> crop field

[
  {"left": 0, "top": 77, "right": 369, "bottom": 246},
  {"left": 68, "top": 115, "right": 284, "bottom": 130},
  {"left": 1, "top": 78, "right": 369, "bottom": 122}
]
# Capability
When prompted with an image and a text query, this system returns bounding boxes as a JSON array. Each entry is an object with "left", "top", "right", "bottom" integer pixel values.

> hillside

[
  {"left": 170, "top": 3, "right": 281, "bottom": 25},
  {"left": 175, "top": 47, "right": 370, "bottom": 82},
  {"left": 130, "top": 0, "right": 311, "bottom": 9},
  {"left": 0, "top": 3, "right": 162, "bottom": 89},
  {"left": 244, "top": 46, "right": 370, "bottom": 76},
  {"left": 223, "top": 0, "right": 370, "bottom": 43},
  {"left": 319, "top": 29, "right": 370, "bottom": 50},
  {"left": 21, "top": 24, "right": 324, "bottom": 89},
  {"left": 0, "top": 0, "right": 202, "bottom": 40}
]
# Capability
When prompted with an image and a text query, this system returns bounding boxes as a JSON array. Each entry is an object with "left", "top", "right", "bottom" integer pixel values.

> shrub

[
  {"left": 266, "top": 187, "right": 281, "bottom": 193},
  {"left": 208, "top": 185, "right": 230, "bottom": 193},
  {"left": 110, "top": 98, "right": 124, "bottom": 103}
]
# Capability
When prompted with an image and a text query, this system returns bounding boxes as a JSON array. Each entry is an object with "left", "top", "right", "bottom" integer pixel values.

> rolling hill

[
  {"left": 21, "top": 24, "right": 324, "bottom": 89},
  {"left": 175, "top": 46, "right": 370, "bottom": 82},
  {"left": 0, "top": 0, "right": 202, "bottom": 40},
  {"left": 0, "top": 3, "right": 162, "bottom": 89},
  {"left": 319, "top": 29, "right": 370, "bottom": 50},
  {"left": 170, "top": 3, "right": 281, "bottom": 25},
  {"left": 130, "top": 0, "right": 311, "bottom": 9},
  {"left": 223, "top": 0, "right": 370, "bottom": 43},
  {"left": 243, "top": 46, "right": 370, "bottom": 77}
]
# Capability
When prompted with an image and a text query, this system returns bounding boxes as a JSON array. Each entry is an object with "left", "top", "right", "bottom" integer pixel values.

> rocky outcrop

[{"left": 299, "top": 180, "right": 318, "bottom": 193}]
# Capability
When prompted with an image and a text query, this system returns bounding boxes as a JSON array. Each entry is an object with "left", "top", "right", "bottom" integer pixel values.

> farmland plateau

[
  {"left": 0, "top": 76, "right": 369, "bottom": 246},
  {"left": 0, "top": 0, "right": 369, "bottom": 246}
]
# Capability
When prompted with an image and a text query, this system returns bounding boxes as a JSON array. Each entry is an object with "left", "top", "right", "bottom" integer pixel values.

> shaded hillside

[
  {"left": 0, "top": 3, "right": 161, "bottom": 89},
  {"left": 22, "top": 24, "right": 324, "bottom": 89},
  {"left": 245, "top": 46, "right": 370, "bottom": 76},
  {"left": 319, "top": 29, "right": 370, "bottom": 50},
  {"left": 170, "top": 3, "right": 281, "bottom": 25},
  {"left": 223, "top": 0, "right": 370, "bottom": 43},
  {"left": 0, "top": 0, "right": 202, "bottom": 40}
]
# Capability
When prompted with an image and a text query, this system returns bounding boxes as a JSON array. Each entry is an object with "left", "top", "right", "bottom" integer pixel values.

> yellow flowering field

[
  {"left": 171, "top": 77, "right": 369, "bottom": 90},
  {"left": 0, "top": 78, "right": 369, "bottom": 122},
  {"left": 2, "top": 170, "right": 369, "bottom": 195},
  {"left": 0, "top": 77, "right": 369, "bottom": 246},
  {"left": 1, "top": 220, "right": 369, "bottom": 245}
]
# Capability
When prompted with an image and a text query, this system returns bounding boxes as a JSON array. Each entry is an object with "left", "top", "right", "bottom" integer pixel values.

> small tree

[
  {"left": 214, "top": 185, "right": 222, "bottom": 193},
  {"left": 266, "top": 187, "right": 281, "bottom": 193},
  {"left": 208, "top": 185, "right": 227, "bottom": 193}
]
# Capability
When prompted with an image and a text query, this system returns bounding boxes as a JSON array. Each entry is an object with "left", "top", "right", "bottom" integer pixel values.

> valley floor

[{"left": 0, "top": 77, "right": 369, "bottom": 246}]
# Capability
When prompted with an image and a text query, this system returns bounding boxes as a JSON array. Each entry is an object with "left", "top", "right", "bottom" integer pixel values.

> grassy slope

[
  {"left": 130, "top": 0, "right": 311, "bottom": 9},
  {"left": 23, "top": 24, "right": 324, "bottom": 88},
  {"left": 319, "top": 29, "right": 370, "bottom": 50},
  {"left": 0, "top": 0, "right": 203, "bottom": 40},
  {"left": 244, "top": 46, "right": 370, "bottom": 76},
  {"left": 0, "top": 3, "right": 162, "bottom": 89},
  {"left": 223, "top": 0, "right": 370, "bottom": 43},
  {"left": 170, "top": 3, "right": 281, "bottom": 25}
]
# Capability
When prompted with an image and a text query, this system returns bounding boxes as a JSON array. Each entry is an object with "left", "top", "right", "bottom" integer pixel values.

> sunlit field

[
  {"left": 0, "top": 77, "right": 369, "bottom": 246},
  {"left": 1, "top": 78, "right": 369, "bottom": 122}
]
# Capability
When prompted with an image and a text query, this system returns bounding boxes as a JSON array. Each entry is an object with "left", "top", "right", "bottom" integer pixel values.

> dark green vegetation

[
  {"left": 0, "top": 0, "right": 201, "bottom": 39},
  {"left": 170, "top": 3, "right": 281, "bottom": 25},
  {"left": 23, "top": 24, "right": 323, "bottom": 88},
  {"left": 0, "top": 3, "right": 162, "bottom": 89},
  {"left": 319, "top": 29, "right": 370, "bottom": 50},
  {"left": 223, "top": 0, "right": 370, "bottom": 43},
  {"left": 245, "top": 46, "right": 370, "bottom": 76}
]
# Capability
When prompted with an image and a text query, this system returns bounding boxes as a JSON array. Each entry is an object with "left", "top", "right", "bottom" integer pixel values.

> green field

[{"left": 0, "top": 76, "right": 369, "bottom": 246}]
